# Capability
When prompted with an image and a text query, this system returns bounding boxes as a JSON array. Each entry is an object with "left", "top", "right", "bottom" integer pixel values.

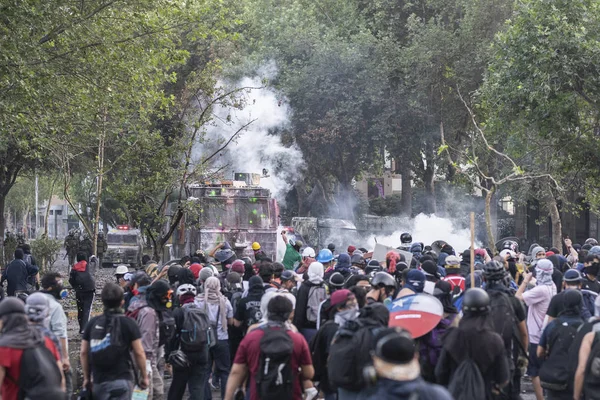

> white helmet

[
  {"left": 115, "top": 265, "right": 129, "bottom": 275},
  {"left": 176, "top": 284, "right": 197, "bottom": 297},
  {"left": 302, "top": 247, "right": 316, "bottom": 258}
]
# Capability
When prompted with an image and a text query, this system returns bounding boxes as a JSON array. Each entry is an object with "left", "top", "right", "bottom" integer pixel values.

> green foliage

[{"left": 31, "top": 237, "right": 63, "bottom": 272}]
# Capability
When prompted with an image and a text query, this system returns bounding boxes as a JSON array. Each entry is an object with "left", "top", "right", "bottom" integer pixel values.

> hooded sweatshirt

[
  {"left": 365, "top": 377, "right": 453, "bottom": 400},
  {"left": 69, "top": 260, "right": 96, "bottom": 292}
]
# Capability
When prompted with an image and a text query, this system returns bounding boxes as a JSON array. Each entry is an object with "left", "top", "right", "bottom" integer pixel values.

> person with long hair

[{"left": 436, "top": 288, "right": 510, "bottom": 399}]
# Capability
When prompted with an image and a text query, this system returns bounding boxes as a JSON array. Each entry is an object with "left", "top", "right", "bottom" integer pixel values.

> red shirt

[
  {"left": 234, "top": 326, "right": 312, "bottom": 400},
  {"left": 444, "top": 274, "right": 466, "bottom": 292},
  {"left": 0, "top": 337, "right": 61, "bottom": 400}
]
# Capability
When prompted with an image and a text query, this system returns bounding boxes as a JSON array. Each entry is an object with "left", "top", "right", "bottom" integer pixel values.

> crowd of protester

[{"left": 1, "top": 232, "right": 600, "bottom": 400}]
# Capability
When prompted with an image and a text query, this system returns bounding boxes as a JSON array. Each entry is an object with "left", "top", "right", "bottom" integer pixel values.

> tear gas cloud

[
  {"left": 192, "top": 67, "right": 304, "bottom": 202},
  {"left": 364, "top": 213, "right": 481, "bottom": 253}
]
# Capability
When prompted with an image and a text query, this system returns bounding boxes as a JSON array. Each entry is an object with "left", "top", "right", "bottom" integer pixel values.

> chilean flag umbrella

[{"left": 387, "top": 294, "right": 444, "bottom": 338}]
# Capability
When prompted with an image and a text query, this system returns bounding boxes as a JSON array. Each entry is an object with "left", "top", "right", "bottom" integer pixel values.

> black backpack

[
  {"left": 487, "top": 290, "right": 518, "bottom": 351},
  {"left": 9, "top": 342, "right": 65, "bottom": 400},
  {"left": 255, "top": 325, "right": 294, "bottom": 400},
  {"left": 179, "top": 305, "right": 211, "bottom": 352},
  {"left": 584, "top": 331, "right": 600, "bottom": 398},
  {"left": 245, "top": 302, "right": 263, "bottom": 330},
  {"left": 328, "top": 320, "right": 382, "bottom": 392},
  {"left": 89, "top": 314, "right": 128, "bottom": 368},
  {"left": 539, "top": 318, "right": 583, "bottom": 391},
  {"left": 309, "top": 320, "right": 336, "bottom": 382},
  {"left": 158, "top": 310, "right": 175, "bottom": 347},
  {"left": 448, "top": 358, "right": 486, "bottom": 400}
]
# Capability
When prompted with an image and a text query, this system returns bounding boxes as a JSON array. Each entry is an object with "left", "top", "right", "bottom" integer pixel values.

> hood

[
  {"left": 359, "top": 303, "right": 390, "bottom": 326},
  {"left": 372, "top": 378, "right": 426, "bottom": 397},
  {"left": 127, "top": 297, "right": 148, "bottom": 313},
  {"left": 72, "top": 260, "right": 87, "bottom": 272}
]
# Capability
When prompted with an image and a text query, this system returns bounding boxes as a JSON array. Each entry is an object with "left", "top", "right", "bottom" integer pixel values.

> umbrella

[{"left": 387, "top": 293, "right": 444, "bottom": 338}]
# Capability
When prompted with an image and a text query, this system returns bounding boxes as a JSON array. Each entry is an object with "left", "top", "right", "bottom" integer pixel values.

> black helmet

[
  {"left": 502, "top": 240, "right": 519, "bottom": 254},
  {"left": 365, "top": 260, "right": 382, "bottom": 275},
  {"left": 400, "top": 233, "right": 412, "bottom": 244},
  {"left": 483, "top": 260, "right": 506, "bottom": 281},
  {"left": 585, "top": 238, "right": 599, "bottom": 247},
  {"left": 168, "top": 349, "right": 190, "bottom": 369},
  {"left": 462, "top": 288, "right": 490, "bottom": 314},
  {"left": 371, "top": 272, "right": 397, "bottom": 289}
]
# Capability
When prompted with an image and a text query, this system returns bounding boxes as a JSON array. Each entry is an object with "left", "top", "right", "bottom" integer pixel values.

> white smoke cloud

[
  {"left": 192, "top": 68, "right": 304, "bottom": 201},
  {"left": 365, "top": 213, "right": 481, "bottom": 252}
]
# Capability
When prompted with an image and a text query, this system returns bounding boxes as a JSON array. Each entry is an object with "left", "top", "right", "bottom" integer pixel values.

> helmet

[
  {"left": 329, "top": 272, "right": 346, "bottom": 288},
  {"left": 564, "top": 269, "right": 583, "bottom": 283},
  {"left": 252, "top": 242, "right": 261, "bottom": 251},
  {"left": 365, "top": 260, "right": 382, "bottom": 275},
  {"left": 115, "top": 265, "right": 129, "bottom": 275},
  {"left": 400, "top": 233, "right": 412, "bottom": 244},
  {"left": 168, "top": 349, "right": 190, "bottom": 369},
  {"left": 482, "top": 260, "right": 506, "bottom": 281},
  {"left": 302, "top": 247, "right": 316, "bottom": 258},
  {"left": 371, "top": 272, "right": 397, "bottom": 289},
  {"left": 316, "top": 249, "right": 334, "bottom": 263},
  {"left": 586, "top": 238, "right": 599, "bottom": 246},
  {"left": 176, "top": 284, "right": 197, "bottom": 297},
  {"left": 502, "top": 240, "right": 519, "bottom": 254},
  {"left": 215, "top": 248, "right": 235, "bottom": 263},
  {"left": 462, "top": 288, "right": 490, "bottom": 314}
]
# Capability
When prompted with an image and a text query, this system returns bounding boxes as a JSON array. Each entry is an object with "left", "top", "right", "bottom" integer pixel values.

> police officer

[
  {"left": 96, "top": 232, "right": 108, "bottom": 265},
  {"left": 79, "top": 233, "right": 93, "bottom": 261},
  {"left": 64, "top": 229, "right": 79, "bottom": 266}
]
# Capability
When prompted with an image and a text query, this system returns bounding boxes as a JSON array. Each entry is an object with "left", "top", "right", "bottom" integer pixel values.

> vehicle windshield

[{"left": 107, "top": 234, "right": 138, "bottom": 245}]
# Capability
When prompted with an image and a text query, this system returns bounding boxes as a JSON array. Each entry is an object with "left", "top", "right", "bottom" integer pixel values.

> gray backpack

[
  {"left": 180, "top": 305, "right": 211, "bottom": 352},
  {"left": 306, "top": 285, "right": 327, "bottom": 323}
]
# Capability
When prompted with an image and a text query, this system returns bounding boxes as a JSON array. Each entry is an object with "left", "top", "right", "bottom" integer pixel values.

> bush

[{"left": 31, "top": 236, "right": 63, "bottom": 272}]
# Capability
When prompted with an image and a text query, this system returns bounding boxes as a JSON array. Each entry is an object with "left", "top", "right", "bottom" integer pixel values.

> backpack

[
  {"left": 539, "top": 318, "right": 583, "bottom": 391},
  {"left": 448, "top": 358, "right": 486, "bottom": 400},
  {"left": 309, "top": 320, "right": 336, "bottom": 382},
  {"left": 584, "top": 331, "right": 600, "bottom": 398},
  {"left": 419, "top": 314, "right": 457, "bottom": 382},
  {"left": 581, "top": 290, "right": 598, "bottom": 320},
  {"left": 487, "top": 290, "right": 517, "bottom": 352},
  {"left": 230, "top": 290, "right": 243, "bottom": 316},
  {"left": 328, "top": 320, "right": 383, "bottom": 392},
  {"left": 244, "top": 301, "right": 263, "bottom": 330},
  {"left": 306, "top": 285, "right": 327, "bottom": 323},
  {"left": 127, "top": 306, "right": 175, "bottom": 347},
  {"left": 8, "top": 342, "right": 64, "bottom": 400},
  {"left": 89, "top": 314, "right": 128, "bottom": 368},
  {"left": 255, "top": 325, "right": 294, "bottom": 400},
  {"left": 158, "top": 311, "right": 175, "bottom": 347},
  {"left": 179, "top": 305, "right": 211, "bottom": 352}
]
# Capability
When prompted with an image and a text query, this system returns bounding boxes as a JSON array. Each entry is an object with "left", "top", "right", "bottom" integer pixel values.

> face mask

[
  {"left": 334, "top": 305, "right": 359, "bottom": 326},
  {"left": 60, "top": 289, "right": 68, "bottom": 299}
]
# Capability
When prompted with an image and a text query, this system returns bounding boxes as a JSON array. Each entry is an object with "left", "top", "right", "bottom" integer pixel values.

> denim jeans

[
  {"left": 204, "top": 340, "right": 230, "bottom": 400},
  {"left": 167, "top": 363, "right": 207, "bottom": 400},
  {"left": 93, "top": 379, "right": 133, "bottom": 400}
]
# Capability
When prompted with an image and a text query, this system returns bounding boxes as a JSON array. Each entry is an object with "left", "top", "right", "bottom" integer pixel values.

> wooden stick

[{"left": 470, "top": 212, "right": 475, "bottom": 289}]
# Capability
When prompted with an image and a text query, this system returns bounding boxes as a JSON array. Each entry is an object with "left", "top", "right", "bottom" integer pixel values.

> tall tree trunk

[
  {"left": 93, "top": 129, "right": 106, "bottom": 256},
  {"left": 485, "top": 186, "right": 497, "bottom": 250},
  {"left": 400, "top": 162, "right": 412, "bottom": 217},
  {"left": 424, "top": 163, "right": 436, "bottom": 214},
  {"left": 547, "top": 195, "right": 563, "bottom": 253},
  {"left": 0, "top": 194, "right": 6, "bottom": 267}
]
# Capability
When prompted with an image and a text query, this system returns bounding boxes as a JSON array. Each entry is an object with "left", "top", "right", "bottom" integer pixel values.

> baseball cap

[
  {"left": 329, "top": 289, "right": 353, "bottom": 308},
  {"left": 281, "top": 270, "right": 295, "bottom": 282}
]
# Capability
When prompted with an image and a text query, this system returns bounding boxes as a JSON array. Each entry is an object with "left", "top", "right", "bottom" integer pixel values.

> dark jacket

[
  {"left": 365, "top": 377, "right": 453, "bottom": 400},
  {"left": 294, "top": 280, "right": 325, "bottom": 330},
  {"left": 69, "top": 260, "right": 96, "bottom": 292},
  {"left": 1, "top": 258, "right": 39, "bottom": 296},
  {"left": 167, "top": 303, "right": 208, "bottom": 365}
]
